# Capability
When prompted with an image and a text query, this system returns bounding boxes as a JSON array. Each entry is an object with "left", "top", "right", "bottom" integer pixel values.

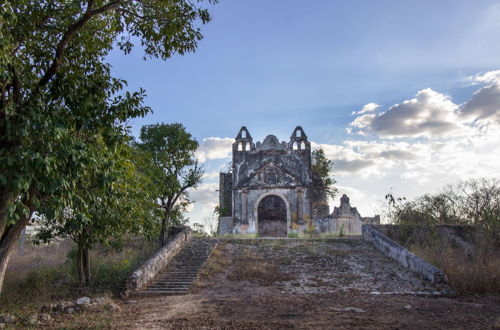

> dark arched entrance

[{"left": 258, "top": 195, "right": 287, "bottom": 237}]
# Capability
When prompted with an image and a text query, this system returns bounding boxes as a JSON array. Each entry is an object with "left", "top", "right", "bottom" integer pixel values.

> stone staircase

[{"left": 141, "top": 238, "right": 218, "bottom": 295}]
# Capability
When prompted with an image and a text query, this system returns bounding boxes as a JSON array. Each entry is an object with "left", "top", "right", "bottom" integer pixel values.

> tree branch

[{"left": 36, "top": 0, "right": 121, "bottom": 91}]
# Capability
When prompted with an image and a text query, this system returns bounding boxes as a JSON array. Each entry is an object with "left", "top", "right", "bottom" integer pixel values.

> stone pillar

[
  {"left": 297, "top": 187, "right": 304, "bottom": 224},
  {"left": 241, "top": 188, "right": 248, "bottom": 224}
]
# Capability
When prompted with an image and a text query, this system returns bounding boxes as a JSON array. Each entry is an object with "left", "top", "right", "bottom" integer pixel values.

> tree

[
  {"left": 385, "top": 178, "right": 500, "bottom": 241},
  {"left": 138, "top": 123, "right": 203, "bottom": 246},
  {"left": 35, "top": 132, "right": 160, "bottom": 286},
  {"left": 0, "top": 0, "right": 215, "bottom": 294},
  {"left": 311, "top": 148, "right": 338, "bottom": 199},
  {"left": 193, "top": 207, "right": 218, "bottom": 237}
]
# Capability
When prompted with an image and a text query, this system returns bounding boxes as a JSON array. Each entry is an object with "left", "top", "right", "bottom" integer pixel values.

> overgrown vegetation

[
  {"left": 311, "top": 148, "right": 339, "bottom": 199},
  {"left": 409, "top": 233, "right": 500, "bottom": 294},
  {"left": 0, "top": 0, "right": 216, "bottom": 294},
  {"left": 1, "top": 237, "right": 156, "bottom": 316},
  {"left": 385, "top": 178, "right": 500, "bottom": 294}
]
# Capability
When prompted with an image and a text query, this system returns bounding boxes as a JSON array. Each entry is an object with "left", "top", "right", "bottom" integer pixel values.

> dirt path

[{"left": 112, "top": 238, "right": 500, "bottom": 329}]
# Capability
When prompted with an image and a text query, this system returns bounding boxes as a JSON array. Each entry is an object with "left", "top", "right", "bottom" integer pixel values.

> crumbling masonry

[{"left": 218, "top": 126, "right": 379, "bottom": 236}]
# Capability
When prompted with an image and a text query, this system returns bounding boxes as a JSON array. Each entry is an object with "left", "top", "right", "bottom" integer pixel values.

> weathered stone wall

[
  {"left": 314, "top": 217, "right": 337, "bottom": 233},
  {"left": 362, "top": 225, "right": 447, "bottom": 285},
  {"left": 323, "top": 194, "right": 379, "bottom": 235},
  {"left": 220, "top": 127, "right": 380, "bottom": 236},
  {"left": 124, "top": 228, "right": 193, "bottom": 294},
  {"left": 232, "top": 187, "right": 313, "bottom": 235},
  {"left": 218, "top": 172, "right": 232, "bottom": 216},
  {"left": 218, "top": 216, "right": 233, "bottom": 235},
  {"left": 230, "top": 126, "right": 313, "bottom": 236}
]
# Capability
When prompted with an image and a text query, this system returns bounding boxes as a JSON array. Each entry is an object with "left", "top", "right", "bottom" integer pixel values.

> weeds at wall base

[{"left": 407, "top": 231, "right": 500, "bottom": 295}]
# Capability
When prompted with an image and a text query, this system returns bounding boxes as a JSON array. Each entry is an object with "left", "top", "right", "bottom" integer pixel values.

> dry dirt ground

[{"left": 111, "top": 238, "right": 500, "bottom": 329}]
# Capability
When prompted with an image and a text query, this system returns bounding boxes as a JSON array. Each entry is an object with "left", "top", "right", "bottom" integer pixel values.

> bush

[
  {"left": 23, "top": 266, "right": 71, "bottom": 296},
  {"left": 411, "top": 230, "right": 500, "bottom": 294},
  {"left": 387, "top": 178, "right": 500, "bottom": 235}
]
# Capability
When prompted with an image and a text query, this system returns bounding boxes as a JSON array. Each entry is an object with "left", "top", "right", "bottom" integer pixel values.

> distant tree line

[{"left": 385, "top": 178, "right": 500, "bottom": 239}]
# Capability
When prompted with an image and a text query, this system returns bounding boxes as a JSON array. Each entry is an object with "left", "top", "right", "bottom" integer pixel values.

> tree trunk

[
  {"left": 76, "top": 246, "right": 92, "bottom": 287},
  {"left": 0, "top": 209, "right": 33, "bottom": 294},
  {"left": 83, "top": 247, "right": 90, "bottom": 286},
  {"left": 0, "top": 189, "right": 12, "bottom": 239},
  {"left": 77, "top": 246, "right": 85, "bottom": 287},
  {"left": 159, "top": 210, "right": 171, "bottom": 247}
]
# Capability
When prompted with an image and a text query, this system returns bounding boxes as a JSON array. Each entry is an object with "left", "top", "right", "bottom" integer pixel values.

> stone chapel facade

[{"left": 218, "top": 126, "right": 379, "bottom": 237}]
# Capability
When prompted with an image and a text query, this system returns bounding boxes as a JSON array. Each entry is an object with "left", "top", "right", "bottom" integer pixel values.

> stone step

[
  {"left": 148, "top": 285, "right": 190, "bottom": 289},
  {"left": 152, "top": 281, "right": 193, "bottom": 285},
  {"left": 141, "top": 238, "right": 218, "bottom": 296},
  {"left": 143, "top": 289, "right": 189, "bottom": 293},
  {"left": 142, "top": 290, "right": 187, "bottom": 295}
]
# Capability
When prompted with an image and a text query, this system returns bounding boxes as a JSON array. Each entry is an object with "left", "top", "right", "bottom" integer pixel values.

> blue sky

[{"left": 107, "top": 0, "right": 500, "bottom": 223}]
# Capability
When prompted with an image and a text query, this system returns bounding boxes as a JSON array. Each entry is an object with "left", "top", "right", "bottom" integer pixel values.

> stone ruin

[{"left": 218, "top": 126, "right": 379, "bottom": 237}]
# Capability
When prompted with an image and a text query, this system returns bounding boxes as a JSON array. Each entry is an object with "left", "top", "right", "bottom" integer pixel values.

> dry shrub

[
  {"left": 411, "top": 231, "right": 500, "bottom": 294},
  {"left": 227, "top": 248, "right": 295, "bottom": 286},
  {"left": 7, "top": 239, "right": 74, "bottom": 286}
]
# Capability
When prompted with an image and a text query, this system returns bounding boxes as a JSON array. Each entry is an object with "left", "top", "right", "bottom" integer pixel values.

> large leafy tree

[
  {"left": 0, "top": 0, "right": 215, "bottom": 294},
  {"left": 138, "top": 123, "right": 203, "bottom": 246},
  {"left": 36, "top": 132, "right": 160, "bottom": 286}
]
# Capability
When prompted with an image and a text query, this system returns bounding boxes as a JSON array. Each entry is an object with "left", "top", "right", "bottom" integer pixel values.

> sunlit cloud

[{"left": 195, "top": 137, "right": 233, "bottom": 163}]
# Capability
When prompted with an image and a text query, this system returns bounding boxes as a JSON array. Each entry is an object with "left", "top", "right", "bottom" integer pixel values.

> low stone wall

[
  {"left": 124, "top": 228, "right": 193, "bottom": 294},
  {"left": 362, "top": 225, "right": 447, "bottom": 285},
  {"left": 374, "top": 224, "right": 476, "bottom": 257}
]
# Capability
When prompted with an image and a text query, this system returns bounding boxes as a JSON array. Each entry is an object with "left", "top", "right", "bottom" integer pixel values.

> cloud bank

[{"left": 186, "top": 70, "right": 500, "bottom": 222}]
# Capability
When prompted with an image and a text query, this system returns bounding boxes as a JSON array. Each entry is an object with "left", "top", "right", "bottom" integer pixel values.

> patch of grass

[
  {"left": 277, "top": 256, "right": 294, "bottom": 265},
  {"left": 192, "top": 243, "right": 231, "bottom": 291},
  {"left": 324, "top": 246, "right": 352, "bottom": 256},
  {"left": 227, "top": 248, "right": 295, "bottom": 286},
  {"left": 49, "top": 309, "right": 114, "bottom": 328}
]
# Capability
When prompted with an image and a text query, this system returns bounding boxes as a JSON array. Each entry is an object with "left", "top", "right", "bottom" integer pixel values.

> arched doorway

[{"left": 258, "top": 195, "right": 287, "bottom": 237}]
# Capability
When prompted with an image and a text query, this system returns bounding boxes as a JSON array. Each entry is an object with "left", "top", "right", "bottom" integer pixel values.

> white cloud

[
  {"left": 467, "top": 70, "right": 500, "bottom": 85},
  {"left": 351, "top": 102, "right": 379, "bottom": 115},
  {"left": 185, "top": 182, "right": 219, "bottom": 223},
  {"left": 202, "top": 171, "right": 220, "bottom": 181},
  {"left": 461, "top": 70, "right": 500, "bottom": 125},
  {"left": 349, "top": 88, "right": 466, "bottom": 138},
  {"left": 195, "top": 137, "right": 233, "bottom": 163}
]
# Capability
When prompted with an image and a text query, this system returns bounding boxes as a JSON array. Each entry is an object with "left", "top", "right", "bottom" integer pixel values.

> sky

[{"left": 107, "top": 0, "right": 500, "bottom": 224}]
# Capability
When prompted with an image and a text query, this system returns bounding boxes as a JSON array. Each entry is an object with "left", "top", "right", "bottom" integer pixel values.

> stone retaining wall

[
  {"left": 362, "top": 225, "right": 447, "bottom": 285},
  {"left": 124, "top": 228, "right": 193, "bottom": 294}
]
